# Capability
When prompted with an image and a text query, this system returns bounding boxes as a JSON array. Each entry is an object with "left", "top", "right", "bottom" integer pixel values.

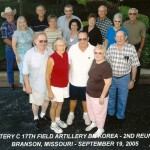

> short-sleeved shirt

[
  {"left": 68, "top": 43, "right": 95, "bottom": 87},
  {"left": 30, "top": 16, "right": 48, "bottom": 32},
  {"left": 105, "top": 26, "right": 128, "bottom": 48},
  {"left": 106, "top": 43, "right": 140, "bottom": 77},
  {"left": 86, "top": 60, "right": 112, "bottom": 98},
  {"left": 1, "top": 20, "right": 17, "bottom": 46},
  {"left": 96, "top": 17, "right": 112, "bottom": 41},
  {"left": 123, "top": 20, "right": 146, "bottom": 45},
  {"left": 83, "top": 26, "right": 103, "bottom": 46},
  {"left": 23, "top": 46, "right": 54, "bottom": 93},
  {"left": 44, "top": 28, "right": 62, "bottom": 48},
  {"left": 12, "top": 28, "right": 34, "bottom": 54},
  {"left": 57, "top": 15, "right": 83, "bottom": 39}
]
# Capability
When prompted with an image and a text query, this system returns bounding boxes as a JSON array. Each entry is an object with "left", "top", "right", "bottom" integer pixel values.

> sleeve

[
  {"left": 102, "top": 62, "right": 112, "bottom": 79},
  {"left": 105, "top": 28, "right": 110, "bottom": 40},
  {"left": 131, "top": 46, "right": 140, "bottom": 67},
  {"left": 29, "top": 28, "right": 34, "bottom": 36},
  {"left": 12, "top": 30, "right": 18, "bottom": 39},
  {"left": 1, "top": 23, "right": 8, "bottom": 39},
  {"left": 141, "top": 22, "right": 146, "bottom": 38},
  {"left": 22, "top": 51, "right": 30, "bottom": 75}
]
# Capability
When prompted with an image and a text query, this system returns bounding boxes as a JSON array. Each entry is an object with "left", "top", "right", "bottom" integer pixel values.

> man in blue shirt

[{"left": 1, "top": 7, "right": 17, "bottom": 90}]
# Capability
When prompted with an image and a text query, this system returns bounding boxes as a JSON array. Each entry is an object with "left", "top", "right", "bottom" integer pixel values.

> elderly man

[
  {"left": 57, "top": 4, "right": 83, "bottom": 39},
  {"left": 123, "top": 8, "right": 146, "bottom": 85},
  {"left": 96, "top": 5, "right": 112, "bottom": 42},
  {"left": 67, "top": 31, "right": 95, "bottom": 126},
  {"left": 1, "top": 7, "right": 17, "bottom": 90},
  {"left": 107, "top": 30, "right": 140, "bottom": 121}
]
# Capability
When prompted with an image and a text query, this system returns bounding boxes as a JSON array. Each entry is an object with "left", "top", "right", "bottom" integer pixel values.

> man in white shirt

[{"left": 67, "top": 31, "right": 95, "bottom": 126}]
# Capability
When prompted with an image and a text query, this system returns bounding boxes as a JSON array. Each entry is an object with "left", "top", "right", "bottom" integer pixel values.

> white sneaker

[
  {"left": 83, "top": 114, "right": 91, "bottom": 125},
  {"left": 67, "top": 114, "right": 74, "bottom": 125},
  {"left": 50, "top": 124, "right": 63, "bottom": 134},
  {"left": 56, "top": 120, "right": 67, "bottom": 128},
  {"left": 85, "top": 122, "right": 96, "bottom": 131},
  {"left": 93, "top": 128, "right": 104, "bottom": 138}
]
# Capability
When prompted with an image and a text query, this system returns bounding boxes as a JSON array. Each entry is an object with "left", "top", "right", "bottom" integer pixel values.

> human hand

[{"left": 128, "top": 80, "right": 135, "bottom": 89}]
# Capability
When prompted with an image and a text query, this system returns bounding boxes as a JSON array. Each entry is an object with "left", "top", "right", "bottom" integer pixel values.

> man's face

[
  {"left": 36, "top": 6, "right": 46, "bottom": 17},
  {"left": 115, "top": 31, "right": 126, "bottom": 46},
  {"left": 5, "top": 12, "right": 14, "bottom": 23},
  {"left": 64, "top": 7, "right": 73, "bottom": 18},
  {"left": 78, "top": 32, "right": 89, "bottom": 47},
  {"left": 35, "top": 34, "right": 47, "bottom": 50},
  {"left": 98, "top": 7, "right": 107, "bottom": 19},
  {"left": 128, "top": 9, "right": 138, "bottom": 22}
]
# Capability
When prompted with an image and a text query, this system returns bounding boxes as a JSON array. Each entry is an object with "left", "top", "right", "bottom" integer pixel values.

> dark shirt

[
  {"left": 86, "top": 60, "right": 112, "bottom": 98},
  {"left": 30, "top": 16, "right": 48, "bottom": 32},
  {"left": 83, "top": 26, "right": 102, "bottom": 46}
]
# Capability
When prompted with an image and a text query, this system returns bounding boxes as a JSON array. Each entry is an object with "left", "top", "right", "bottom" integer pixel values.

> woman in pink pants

[{"left": 86, "top": 45, "right": 112, "bottom": 138}]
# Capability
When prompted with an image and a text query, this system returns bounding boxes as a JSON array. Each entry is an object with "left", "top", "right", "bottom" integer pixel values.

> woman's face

[
  {"left": 88, "top": 17, "right": 96, "bottom": 27},
  {"left": 71, "top": 22, "right": 78, "bottom": 31},
  {"left": 35, "top": 34, "right": 47, "bottom": 51},
  {"left": 94, "top": 47, "right": 105, "bottom": 61},
  {"left": 48, "top": 19, "right": 57, "bottom": 28},
  {"left": 113, "top": 17, "right": 122, "bottom": 28},
  {"left": 19, "top": 20, "right": 27, "bottom": 30},
  {"left": 55, "top": 40, "right": 66, "bottom": 54}
]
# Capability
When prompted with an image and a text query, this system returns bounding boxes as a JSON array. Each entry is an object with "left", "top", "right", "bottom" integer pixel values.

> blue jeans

[
  {"left": 108, "top": 74, "right": 130, "bottom": 119},
  {"left": 5, "top": 46, "right": 15, "bottom": 84}
]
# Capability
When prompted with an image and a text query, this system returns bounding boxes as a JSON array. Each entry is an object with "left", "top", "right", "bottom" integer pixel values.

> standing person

[
  {"left": 1, "top": 7, "right": 17, "bottom": 90},
  {"left": 106, "top": 30, "right": 140, "bottom": 121},
  {"left": 104, "top": 13, "right": 128, "bottom": 49},
  {"left": 57, "top": 4, "right": 83, "bottom": 39},
  {"left": 96, "top": 5, "right": 112, "bottom": 42},
  {"left": 12, "top": 16, "right": 34, "bottom": 91},
  {"left": 23, "top": 32, "right": 53, "bottom": 130},
  {"left": 66, "top": 19, "right": 81, "bottom": 49},
  {"left": 123, "top": 8, "right": 146, "bottom": 85},
  {"left": 46, "top": 37, "right": 69, "bottom": 134},
  {"left": 67, "top": 31, "right": 95, "bottom": 126},
  {"left": 44, "top": 15, "right": 62, "bottom": 48},
  {"left": 30, "top": 5, "right": 48, "bottom": 33},
  {"left": 86, "top": 45, "right": 112, "bottom": 138},
  {"left": 83, "top": 13, "right": 102, "bottom": 46}
]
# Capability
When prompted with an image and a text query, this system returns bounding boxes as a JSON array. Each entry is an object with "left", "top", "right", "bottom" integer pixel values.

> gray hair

[
  {"left": 53, "top": 37, "right": 67, "bottom": 49},
  {"left": 113, "top": 13, "right": 123, "bottom": 21},
  {"left": 128, "top": 8, "right": 138, "bottom": 14},
  {"left": 98, "top": 5, "right": 107, "bottom": 12}
]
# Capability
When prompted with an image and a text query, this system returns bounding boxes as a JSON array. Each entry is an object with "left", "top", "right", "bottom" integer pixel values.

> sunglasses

[
  {"left": 94, "top": 52, "right": 103, "bottom": 55},
  {"left": 129, "top": 13, "right": 137, "bottom": 16},
  {"left": 114, "top": 20, "right": 121, "bottom": 23},
  {"left": 78, "top": 38, "right": 87, "bottom": 41},
  {"left": 38, "top": 40, "right": 47, "bottom": 43}
]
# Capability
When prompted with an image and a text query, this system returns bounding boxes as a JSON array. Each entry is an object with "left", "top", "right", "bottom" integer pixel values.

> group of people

[{"left": 0, "top": 3, "right": 145, "bottom": 137}]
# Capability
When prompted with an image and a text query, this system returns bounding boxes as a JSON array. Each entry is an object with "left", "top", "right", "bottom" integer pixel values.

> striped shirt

[
  {"left": 44, "top": 28, "right": 62, "bottom": 48},
  {"left": 96, "top": 17, "right": 112, "bottom": 41},
  {"left": 106, "top": 43, "right": 140, "bottom": 77}
]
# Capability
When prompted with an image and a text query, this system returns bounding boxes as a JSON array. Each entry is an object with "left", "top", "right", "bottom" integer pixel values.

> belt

[{"left": 114, "top": 74, "right": 128, "bottom": 79}]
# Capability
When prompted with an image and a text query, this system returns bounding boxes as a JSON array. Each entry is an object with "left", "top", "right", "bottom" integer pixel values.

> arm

[
  {"left": 24, "top": 75, "right": 32, "bottom": 94},
  {"left": 99, "top": 78, "right": 112, "bottom": 105},
  {"left": 46, "top": 57, "right": 54, "bottom": 100},
  {"left": 3, "top": 39, "right": 12, "bottom": 46},
  {"left": 128, "top": 66, "right": 137, "bottom": 89},
  {"left": 104, "top": 39, "right": 108, "bottom": 49},
  {"left": 137, "top": 37, "right": 146, "bottom": 58}
]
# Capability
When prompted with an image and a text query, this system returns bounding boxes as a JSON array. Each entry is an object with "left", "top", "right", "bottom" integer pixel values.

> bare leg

[
  {"left": 32, "top": 104, "right": 39, "bottom": 117},
  {"left": 56, "top": 102, "right": 63, "bottom": 118},
  {"left": 70, "top": 100, "right": 77, "bottom": 112},
  {"left": 50, "top": 101, "right": 58, "bottom": 122},
  {"left": 82, "top": 101, "right": 88, "bottom": 112},
  {"left": 41, "top": 100, "right": 49, "bottom": 114}
]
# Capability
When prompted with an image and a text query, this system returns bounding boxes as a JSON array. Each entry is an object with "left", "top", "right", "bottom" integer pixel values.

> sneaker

[
  {"left": 50, "top": 124, "right": 63, "bottom": 134},
  {"left": 67, "top": 114, "right": 74, "bottom": 125},
  {"left": 40, "top": 115, "right": 51, "bottom": 125},
  {"left": 85, "top": 123, "right": 96, "bottom": 131},
  {"left": 83, "top": 114, "right": 91, "bottom": 125},
  {"left": 34, "top": 119, "right": 41, "bottom": 130},
  {"left": 93, "top": 129, "right": 104, "bottom": 138},
  {"left": 56, "top": 120, "right": 67, "bottom": 128}
]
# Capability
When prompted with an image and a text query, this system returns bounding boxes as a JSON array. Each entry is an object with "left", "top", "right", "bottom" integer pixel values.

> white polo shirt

[
  {"left": 68, "top": 43, "right": 95, "bottom": 87},
  {"left": 23, "top": 46, "right": 53, "bottom": 93}
]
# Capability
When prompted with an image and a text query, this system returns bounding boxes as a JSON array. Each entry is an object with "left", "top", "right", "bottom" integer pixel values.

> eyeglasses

[
  {"left": 38, "top": 40, "right": 47, "bottom": 43},
  {"left": 129, "top": 13, "right": 137, "bottom": 16},
  {"left": 114, "top": 20, "right": 121, "bottom": 23},
  {"left": 94, "top": 52, "right": 103, "bottom": 55},
  {"left": 78, "top": 38, "right": 87, "bottom": 41}
]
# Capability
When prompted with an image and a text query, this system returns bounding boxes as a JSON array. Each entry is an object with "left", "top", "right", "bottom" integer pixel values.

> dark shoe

[
  {"left": 107, "top": 114, "right": 116, "bottom": 121},
  {"left": 9, "top": 84, "right": 14, "bottom": 90},
  {"left": 40, "top": 115, "right": 51, "bottom": 125},
  {"left": 34, "top": 119, "right": 41, "bottom": 130}
]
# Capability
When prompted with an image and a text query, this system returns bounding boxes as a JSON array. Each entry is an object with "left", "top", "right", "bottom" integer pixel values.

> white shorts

[
  {"left": 30, "top": 91, "right": 50, "bottom": 106},
  {"left": 51, "top": 85, "right": 69, "bottom": 102}
]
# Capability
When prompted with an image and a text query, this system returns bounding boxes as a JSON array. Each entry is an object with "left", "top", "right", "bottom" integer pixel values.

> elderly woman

[
  {"left": 104, "top": 13, "right": 128, "bottom": 49},
  {"left": 86, "top": 45, "right": 112, "bottom": 138},
  {"left": 66, "top": 19, "right": 81, "bottom": 49},
  {"left": 23, "top": 32, "right": 53, "bottom": 130},
  {"left": 46, "top": 37, "right": 69, "bottom": 134},
  {"left": 83, "top": 13, "right": 102, "bottom": 46},
  {"left": 12, "top": 16, "right": 34, "bottom": 91},
  {"left": 44, "top": 15, "right": 62, "bottom": 48}
]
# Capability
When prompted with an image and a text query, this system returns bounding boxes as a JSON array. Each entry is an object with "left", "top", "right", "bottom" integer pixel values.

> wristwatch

[
  {"left": 139, "top": 49, "right": 142, "bottom": 52},
  {"left": 131, "top": 79, "right": 136, "bottom": 82}
]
